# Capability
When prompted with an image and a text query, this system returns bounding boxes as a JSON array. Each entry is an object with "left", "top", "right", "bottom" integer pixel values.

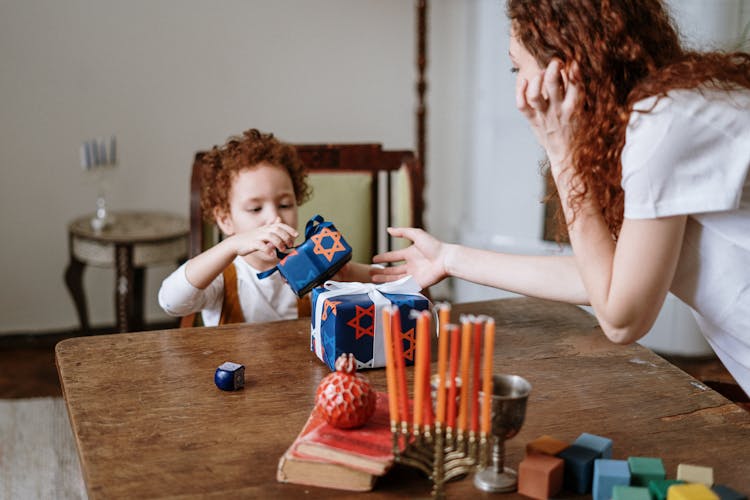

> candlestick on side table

[{"left": 80, "top": 135, "right": 118, "bottom": 232}]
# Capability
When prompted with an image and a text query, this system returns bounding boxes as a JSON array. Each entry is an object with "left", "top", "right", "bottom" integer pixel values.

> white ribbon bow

[{"left": 311, "top": 276, "right": 423, "bottom": 369}]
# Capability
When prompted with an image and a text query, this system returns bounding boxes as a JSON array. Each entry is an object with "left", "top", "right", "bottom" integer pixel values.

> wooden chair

[{"left": 181, "top": 143, "right": 425, "bottom": 326}]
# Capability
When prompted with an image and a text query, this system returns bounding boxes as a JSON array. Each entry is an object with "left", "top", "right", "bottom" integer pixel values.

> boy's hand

[
  {"left": 371, "top": 227, "right": 449, "bottom": 289},
  {"left": 232, "top": 218, "right": 298, "bottom": 258}
]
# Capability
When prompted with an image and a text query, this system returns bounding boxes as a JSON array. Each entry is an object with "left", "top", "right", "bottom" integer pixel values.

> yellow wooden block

[
  {"left": 676, "top": 464, "right": 714, "bottom": 486},
  {"left": 667, "top": 483, "right": 719, "bottom": 500},
  {"left": 526, "top": 435, "right": 569, "bottom": 456}
]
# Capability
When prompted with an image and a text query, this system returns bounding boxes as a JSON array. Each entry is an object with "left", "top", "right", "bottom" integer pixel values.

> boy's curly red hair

[
  {"left": 199, "top": 129, "right": 312, "bottom": 221},
  {"left": 507, "top": 0, "right": 750, "bottom": 239}
]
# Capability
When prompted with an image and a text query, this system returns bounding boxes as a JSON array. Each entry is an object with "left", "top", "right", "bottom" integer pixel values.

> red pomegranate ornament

[{"left": 315, "top": 353, "right": 377, "bottom": 429}]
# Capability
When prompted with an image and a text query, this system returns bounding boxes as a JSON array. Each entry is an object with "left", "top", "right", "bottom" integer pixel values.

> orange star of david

[
  {"left": 310, "top": 227, "right": 346, "bottom": 262},
  {"left": 322, "top": 300, "right": 341, "bottom": 321},
  {"left": 279, "top": 248, "right": 298, "bottom": 266},
  {"left": 400, "top": 327, "right": 416, "bottom": 362},
  {"left": 346, "top": 305, "right": 374, "bottom": 340}
]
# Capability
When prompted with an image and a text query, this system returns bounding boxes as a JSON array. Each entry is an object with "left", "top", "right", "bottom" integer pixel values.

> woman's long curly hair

[
  {"left": 200, "top": 129, "right": 311, "bottom": 222},
  {"left": 507, "top": 0, "right": 750, "bottom": 238}
]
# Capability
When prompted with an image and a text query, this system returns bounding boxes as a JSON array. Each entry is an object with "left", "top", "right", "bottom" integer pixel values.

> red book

[
  {"left": 277, "top": 403, "right": 378, "bottom": 492},
  {"left": 292, "top": 392, "right": 397, "bottom": 476},
  {"left": 276, "top": 447, "right": 376, "bottom": 492}
]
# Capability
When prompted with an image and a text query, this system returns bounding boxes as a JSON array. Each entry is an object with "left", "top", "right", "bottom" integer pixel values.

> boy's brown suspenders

[{"left": 219, "top": 263, "right": 311, "bottom": 326}]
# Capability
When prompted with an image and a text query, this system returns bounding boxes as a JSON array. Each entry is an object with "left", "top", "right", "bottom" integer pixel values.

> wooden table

[
  {"left": 56, "top": 298, "right": 750, "bottom": 498},
  {"left": 64, "top": 211, "right": 188, "bottom": 333}
]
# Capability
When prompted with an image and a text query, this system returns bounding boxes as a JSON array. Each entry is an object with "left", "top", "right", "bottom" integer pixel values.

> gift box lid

[{"left": 257, "top": 214, "right": 352, "bottom": 297}]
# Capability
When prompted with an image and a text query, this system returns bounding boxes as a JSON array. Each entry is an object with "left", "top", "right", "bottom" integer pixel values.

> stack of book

[{"left": 276, "top": 392, "right": 395, "bottom": 491}]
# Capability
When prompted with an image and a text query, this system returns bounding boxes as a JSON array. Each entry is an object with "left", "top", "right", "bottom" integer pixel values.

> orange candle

[
  {"left": 436, "top": 304, "right": 450, "bottom": 425},
  {"left": 422, "top": 311, "right": 434, "bottom": 428},
  {"left": 382, "top": 307, "right": 399, "bottom": 426},
  {"left": 413, "top": 311, "right": 426, "bottom": 431},
  {"left": 446, "top": 325, "right": 460, "bottom": 430},
  {"left": 458, "top": 317, "right": 472, "bottom": 432},
  {"left": 481, "top": 318, "right": 495, "bottom": 435},
  {"left": 471, "top": 318, "right": 482, "bottom": 434},
  {"left": 391, "top": 306, "right": 410, "bottom": 426}
]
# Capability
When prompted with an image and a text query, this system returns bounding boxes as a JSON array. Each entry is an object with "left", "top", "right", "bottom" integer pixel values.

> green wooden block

[
  {"left": 614, "top": 485, "right": 652, "bottom": 500},
  {"left": 628, "top": 456, "right": 666, "bottom": 486},
  {"left": 649, "top": 479, "right": 685, "bottom": 500}
]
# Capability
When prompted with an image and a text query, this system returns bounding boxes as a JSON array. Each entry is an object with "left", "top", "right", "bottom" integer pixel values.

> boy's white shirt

[
  {"left": 158, "top": 255, "right": 297, "bottom": 326},
  {"left": 621, "top": 86, "right": 750, "bottom": 394}
]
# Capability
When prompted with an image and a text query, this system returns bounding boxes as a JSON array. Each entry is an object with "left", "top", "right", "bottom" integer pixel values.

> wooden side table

[{"left": 64, "top": 211, "right": 189, "bottom": 333}]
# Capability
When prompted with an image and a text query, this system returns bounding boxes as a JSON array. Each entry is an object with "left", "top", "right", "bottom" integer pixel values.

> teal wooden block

[
  {"left": 712, "top": 485, "right": 748, "bottom": 500},
  {"left": 613, "top": 485, "right": 652, "bottom": 500},
  {"left": 593, "top": 459, "right": 631, "bottom": 500},
  {"left": 628, "top": 456, "right": 666, "bottom": 486},
  {"left": 649, "top": 479, "right": 685, "bottom": 500},
  {"left": 558, "top": 444, "right": 600, "bottom": 494},
  {"left": 575, "top": 432, "right": 613, "bottom": 459}
]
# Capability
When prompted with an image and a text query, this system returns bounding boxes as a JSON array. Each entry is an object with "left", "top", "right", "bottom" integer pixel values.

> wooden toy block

[
  {"left": 593, "top": 459, "right": 631, "bottom": 500},
  {"left": 628, "top": 456, "right": 666, "bottom": 486},
  {"left": 649, "top": 479, "right": 686, "bottom": 500},
  {"left": 667, "top": 483, "right": 720, "bottom": 500},
  {"left": 574, "top": 432, "right": 613, "bottom": 458},
  {"left": 613, "top": 485, "right": 652, "bottom": 500},
  {"left": 557, "top": 443, "right": 600, "bottom": 494},
  {"left": 712, "top": 484, "right": 748, "bottom": 500},
  {"left": 677, "top": 464, "right": 714, "bottom": 486},
  {"left": 518, "top": 452, "right": 564, "bottom": 499},
  {"left": 526, "top": 435, "right": 569, "bottom": 456}
]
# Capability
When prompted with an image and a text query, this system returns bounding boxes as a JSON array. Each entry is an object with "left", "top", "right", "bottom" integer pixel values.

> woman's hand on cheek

[{"left": 516, "top": 59, "right": 580, "bottom": 176}]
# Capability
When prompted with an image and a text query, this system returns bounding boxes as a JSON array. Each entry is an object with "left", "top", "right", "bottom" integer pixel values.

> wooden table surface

[{"left": 56, "top": 298, "right": 750, "bottom": 499}]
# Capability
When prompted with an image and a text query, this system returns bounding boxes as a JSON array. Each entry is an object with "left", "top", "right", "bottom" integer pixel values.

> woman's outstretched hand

[
  {"left": 516, "top": 59, "right": 580, "bottom": 176},
  {"left": 371, "top": 227, "right": 451, "bottom": 289}
]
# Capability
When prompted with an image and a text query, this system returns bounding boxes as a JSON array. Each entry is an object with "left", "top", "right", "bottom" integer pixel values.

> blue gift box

[
  {"left": 257, "top": 214, "right": 352, "bottom": 297},
  {"left": 310, "top": 277, "right": 430, "bottom": 370}
]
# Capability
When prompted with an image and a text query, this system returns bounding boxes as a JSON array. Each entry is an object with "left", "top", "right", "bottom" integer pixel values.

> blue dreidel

[{"left": 215, "top": 361, "right": 245, "bottom": 391}]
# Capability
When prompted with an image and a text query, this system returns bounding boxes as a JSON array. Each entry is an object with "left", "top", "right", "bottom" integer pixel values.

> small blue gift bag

[
  {"left": 310, "top": 277, "right": 430, "bottom": 370},
  {"left": 257, "top": 214, "right": 352, "bottom": 297}
]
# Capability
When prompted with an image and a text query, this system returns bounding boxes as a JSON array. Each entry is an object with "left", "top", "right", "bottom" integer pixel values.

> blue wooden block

[
  {"left": 712, "top": 485, "right": 748, "bottom": 500},
  {"left": 593, "top": 459, "right": 631, "bottom": 500},
  {"left": 214, "top": 361, "right": 245, "bottom": 391},
  {"left": 575, "top": 432, "right": 613, "bottom": 458},
  {"left": 558, "top": 444, "right": 600, "bottom": 494},
  {"left": 628, "top": 456, "right": 666, "bottom": 486}
]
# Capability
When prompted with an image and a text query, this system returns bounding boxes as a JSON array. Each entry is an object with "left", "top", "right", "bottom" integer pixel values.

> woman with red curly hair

[{"left": 374, "top": 0, "right": 750, "bottom": 395}]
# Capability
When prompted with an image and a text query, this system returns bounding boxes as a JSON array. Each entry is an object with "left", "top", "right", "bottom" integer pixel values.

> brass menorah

[
  {"left": 390, "top": 417, "right": 490, "bottom": 499},
  {"left": 382, "top": 304, "right": 496, "bottom": 499}
]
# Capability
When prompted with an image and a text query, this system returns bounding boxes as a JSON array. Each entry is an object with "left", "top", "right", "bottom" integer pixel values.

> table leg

[
  {"left": 115, "top": 244, "right": 135, "bottom": 333},
  {"left": 64, "top": 252, "right": 90, "bottom": 334}
]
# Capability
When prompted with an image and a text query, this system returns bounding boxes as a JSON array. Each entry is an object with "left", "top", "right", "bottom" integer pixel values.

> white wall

[
  {"left": 0, "top": 0, "right": 419, "bottom": 333},
  {"left": 2, "top": 0, "right": 748, "bottom": 334}
]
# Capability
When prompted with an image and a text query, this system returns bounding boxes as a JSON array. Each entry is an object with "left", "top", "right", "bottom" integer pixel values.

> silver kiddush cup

[{"left": 473, "top": 374, "right": 532, "bottom": 493}]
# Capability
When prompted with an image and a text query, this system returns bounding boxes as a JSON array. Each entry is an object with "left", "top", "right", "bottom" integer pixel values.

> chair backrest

[{"left": 187, "top": 143, "right": 425, "bottom": 264}]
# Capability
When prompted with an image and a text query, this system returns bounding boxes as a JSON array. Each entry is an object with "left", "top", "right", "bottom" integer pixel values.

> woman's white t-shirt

[
  {"left": 158, "top": 256, "right": 298, "bottom": 326},
  {"left": 621, "top": 86, "right": 750, "bottom": 395}
]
